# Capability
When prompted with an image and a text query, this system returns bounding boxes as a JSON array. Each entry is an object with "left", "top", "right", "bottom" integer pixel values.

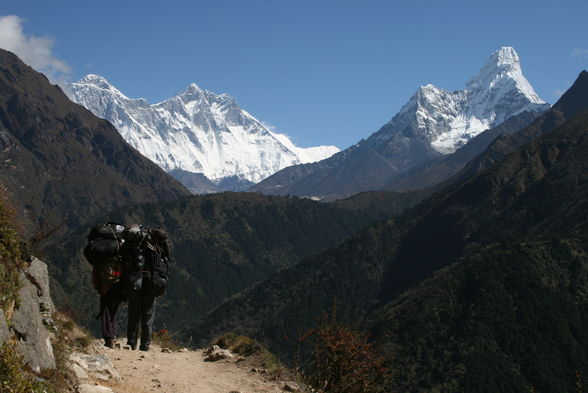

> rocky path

[{"left": 73, "top": 341, "right": 300, "bottom": 393}]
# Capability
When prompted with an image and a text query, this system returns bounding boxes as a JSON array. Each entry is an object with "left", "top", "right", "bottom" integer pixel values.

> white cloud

[
  {"left": 0, "top": 15, "right": 71, "bottom": 81},
  {"left": 572, "top": 48, "right": 588, "bottom": 58}
]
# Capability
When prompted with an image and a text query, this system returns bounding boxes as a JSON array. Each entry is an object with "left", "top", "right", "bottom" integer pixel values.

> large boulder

[
  {"left": 10, "top": 261, "right": 56, "bottom": 372},
  {"left": 24, "top": 257, "right": 55, "bottom": 315}
]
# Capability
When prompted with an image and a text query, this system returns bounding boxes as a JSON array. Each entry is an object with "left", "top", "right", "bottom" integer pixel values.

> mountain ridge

[
  {"left": 453, "top": 70, "right": 588, "bottom": 183},
  {"left": 251, "top": 47, "right": 549, "bottom": 198},
  {"left": 180, "top": 71, "right": 588, "bottom": 391},
  {"left": 65, "top": 74, "right": 339, "bottom": 190},
  {"left": 0, "top": 49, "right": 189, "bottom": 234}
]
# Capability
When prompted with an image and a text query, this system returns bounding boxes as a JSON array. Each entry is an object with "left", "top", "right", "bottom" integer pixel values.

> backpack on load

[
  {"left": 121, "top": 224, "right": 147, "bottom": 271},
  {"left": 83, "top": 223, "right": 125, "bottom": 295},
  {"left": 119, "top": 224, "right": 148, "bottom": 297},
  {"left": 143, "top": 228, "right": 170, "bottom": 297},
  {"left": 118, "top": 225, "right": 169, "bottom": 298}
]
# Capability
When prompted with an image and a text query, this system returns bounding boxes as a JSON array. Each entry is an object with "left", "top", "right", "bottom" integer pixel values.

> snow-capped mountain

[
  {"left": 370, "top": 46, "right": 549, "bottom": 154},
  {"left": 65, "top": 76, "right": 339, "bottom": 186},
  {"left": 252, "top": 46, "right": 550, "bottom": 198}
]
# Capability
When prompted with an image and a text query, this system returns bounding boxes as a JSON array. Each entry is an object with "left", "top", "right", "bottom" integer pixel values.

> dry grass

[{"left": 212, "top": 333, "right": 281, "bottom": 370}]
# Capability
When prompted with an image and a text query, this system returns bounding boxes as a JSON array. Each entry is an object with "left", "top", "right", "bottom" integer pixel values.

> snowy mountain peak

[
  {"left": 487, "top": 46, "right": 520, "bottom": 69},
  {"left": 466, "top": 47, "right": 543, "bottom": 105},
  {"left": 187, "top": 82, "right": 202, "bottom": 91},
  {"left": 376, "top": 47, "right": 549, "bottom": 155},
  {"left": 65, "top": 75, "right": 339, "bottom": 186},
  {"left": 467, "top": 47, "right": 521, "bottom": 90},
  {"left": 77, "top": 74, "right": 118, "bottom": 91},
  {"left": 72, "top": 74, "right": 131, "bottom": 102},
  {"left": 179, "top": 82, "right": 204, "bottom": 96},
  {"left": 473, "top": 47, "right": 521, "bottom": 78},
  {"left": 79, "top": 73, "right": 113, "bottom": 87},
  {"left": 417, "top": 84, "right": 440, "bottom": 95}
]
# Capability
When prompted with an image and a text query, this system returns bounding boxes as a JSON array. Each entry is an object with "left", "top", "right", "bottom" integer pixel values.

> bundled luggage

[{"left": 83, "top": 223, "right": 125, "bottom": 295}]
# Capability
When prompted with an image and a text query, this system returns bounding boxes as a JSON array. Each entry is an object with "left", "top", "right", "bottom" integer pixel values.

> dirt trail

[{"left": 92, "top": 343, "right": 293, "bottom": 393}]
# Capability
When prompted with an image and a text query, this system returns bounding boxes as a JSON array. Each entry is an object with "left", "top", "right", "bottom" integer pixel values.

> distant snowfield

[{"left": 65, "top": 77, "right": 339, "bottom": 184}]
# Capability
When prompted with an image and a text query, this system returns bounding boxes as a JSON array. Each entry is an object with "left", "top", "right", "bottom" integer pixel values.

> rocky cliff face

[{"left": 2, "top": 257, "right": 56, "bottom": 373}]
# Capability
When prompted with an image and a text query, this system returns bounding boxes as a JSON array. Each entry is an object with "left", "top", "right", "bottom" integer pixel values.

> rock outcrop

[
  {"left": 9, "top": 258, "right": 56, "bottom": 372},
  {"left": 24, "top": 257, "right": 55, "bottom": 315},
  {"left": 203, "top": 345, "right": 235, "bottom": 361},
  {"left": 70, "top": 353, "right": 121, "bottom": 381}
]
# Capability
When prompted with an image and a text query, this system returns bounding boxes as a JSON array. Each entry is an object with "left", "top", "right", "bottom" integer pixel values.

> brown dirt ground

[{"left": 89, "top": 341, "right": 299, "bottom": 393}]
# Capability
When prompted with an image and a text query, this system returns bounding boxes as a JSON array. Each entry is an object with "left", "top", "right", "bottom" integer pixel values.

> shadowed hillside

[
  {"left": 180, "top": 72, "right": 588, "bottom": 392},
  {"left": 48, "top": 190, "right": 424, "bottom": 331},
  {"left": 0, "top": 49, "right": 189, "bottom": 236}
]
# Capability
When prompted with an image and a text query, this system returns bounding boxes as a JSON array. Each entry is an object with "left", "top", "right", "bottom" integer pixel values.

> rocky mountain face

[
  {"left": 454, "top": 70, "right": 588, "bottom": 182},
  {"left": 385, "top": 71, "right": 588, "bottom": 192},
  {"left": 65, "top": 75, "right": 339, "bottom": 192},
  {"left": 181, "top": 72, "right": 588, "bottom": 391},
  {"left": 406, "top": 46, "right": 547, "bottom": 154},
  {"left": 0, "top": 49, "right": 189, "bottom": 234},
  {"left": 383, "top": 110, "right": 544, "bottom": 191},
  {"left": 251, "top": 47, "right": 549, "bottom": 198},
  {"left": 1, "top": 258, "right": 56, "bottom": 373}
]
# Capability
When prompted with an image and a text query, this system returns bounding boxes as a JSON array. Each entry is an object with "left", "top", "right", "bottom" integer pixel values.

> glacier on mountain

[
  {"left": 372, "top": 46, "right": 549, "bottom": 154},
  {"left": 65, "top": 76, "right": 339, "bottom": 185}
]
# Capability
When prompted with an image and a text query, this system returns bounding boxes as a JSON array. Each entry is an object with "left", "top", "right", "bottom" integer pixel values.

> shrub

[
  {"left": 213, "top": 333, "right": 280, "bottom": 369},
  {"left": 0, "top": 198, "right": 25, "bottom": 312},
  {"left": 298, "top": 315, "right": 393, "bottom": 393},
  {"left": 152, "top": 329, "right": 183, "bottom": 351},
  {"left": 0, "top": 343, "right": 56, "bottom": 393},
  {"left": 213, "top": 333, "right": 261, "bottom": 356}
]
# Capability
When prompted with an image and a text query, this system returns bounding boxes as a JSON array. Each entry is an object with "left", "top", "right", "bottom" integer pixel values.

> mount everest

[
  {"left": 65, "top": 76, "right": 339, "bottom": 192},
  {"left": 251, "top": 47, "right": 550, "bottom": 198}
]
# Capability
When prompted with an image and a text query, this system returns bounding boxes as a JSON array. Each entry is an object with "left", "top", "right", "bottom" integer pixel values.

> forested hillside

[
  {"left": 179, "top": 74, "right": 588, "bottom": 392},
  {"left": 47, "top": 190, "right": 424, "bottom": 330}
]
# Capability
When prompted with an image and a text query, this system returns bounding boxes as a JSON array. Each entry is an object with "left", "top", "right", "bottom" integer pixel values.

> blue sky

[{"left": 0, "top": 0, "right": 587, "bottom": 149}]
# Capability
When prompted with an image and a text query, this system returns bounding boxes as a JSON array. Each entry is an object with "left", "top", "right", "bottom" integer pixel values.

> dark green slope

[
  {"left": 50, "top": 190, "right": 422, "bottom": 331},
  {"left": 0, "top": 50, "right": 426, "bottom": 334},
  {"left": 372, "top": 239, "right": 588, "bottom": 393},
  {"left": 180, "top": 73, "right": 588, "bottom": 391},
  {"left": 370, "top": 106, "right": 588, "bottom": 391},
  {"left": 378, "top": 103, "right": 588, "bottom": 304},
  {"left": 178, "top": 215, "right": 405, "bottom": 349},
  {"left": 454, "top": 70, "right": 588, "bottom": 182}
]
